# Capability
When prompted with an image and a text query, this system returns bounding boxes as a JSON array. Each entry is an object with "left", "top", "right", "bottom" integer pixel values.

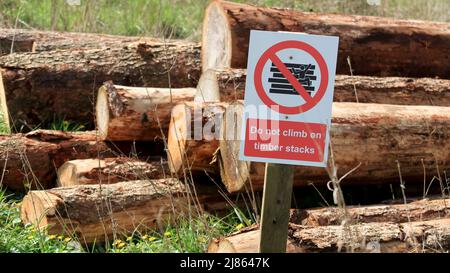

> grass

[
  {"left": 0, "top": 189, "right": 253, "bottom": 253},
  {"left": 0, "top": 0, "right": 448, "bottom": 41}
]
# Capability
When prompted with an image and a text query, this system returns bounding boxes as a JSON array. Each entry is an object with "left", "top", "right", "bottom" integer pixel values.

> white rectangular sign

[{"left": 239, "top": 30, "right": 339, "bottom": 167}]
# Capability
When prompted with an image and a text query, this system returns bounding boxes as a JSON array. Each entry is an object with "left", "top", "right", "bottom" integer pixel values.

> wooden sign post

[
  {"left": 259, "top": 163, "right": 294, "bottom": 253},
  {"left": 239, "top": 30, "right": 339, "bottom": 253}
]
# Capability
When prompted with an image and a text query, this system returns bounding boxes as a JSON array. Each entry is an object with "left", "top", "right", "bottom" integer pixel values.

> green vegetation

[
  {"left": 0, "top": 189, "right": 254, "bottom": 253},
  {"left": 0, "top": 0, "right": 448, "bottom": 41},
  {"left": 49, "top": 116, "right": 85, "bottom": 132}
]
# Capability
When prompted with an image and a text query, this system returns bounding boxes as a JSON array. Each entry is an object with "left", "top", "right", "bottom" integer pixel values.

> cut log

[
  {"left": 168, "top": 101, "right": 450, "bottom": 193},
  {"left": 167, "top": 102, "right": 226, "bottom": 176},
  {"left": 290, "top": 198, "right": 450, "bottom": 226},
  {"left": 202, "top": 1, "right": 450, "bottom": 78},
  {"left": 208, "top": 219, "right": 450, "bottom": 253},
  {"left": 0, "top": 130, "right": 117, "bottom": 191},
  {"left": 197, "top": 68, "right": 450, "bottom": 106},
  {"left": 0, "top": 70, "right": 9, "bottom": 132},
  {"left": 96, "top": 83, "right": 196, "bottom": 141},
  {"left": 0, "top": 28, "right": 160, "bottom": 55},
  {"left": 21, "top": 178, "right": 250, "bottom": 244},
  {"left": 57, "top": 158, "right": 168, "bottom": 187},
  {"left": 0, "top": 41, "right": 201, "bottom": 130},
  {"left": 21, "top": 179, "right": 187, "bottom": 244}
]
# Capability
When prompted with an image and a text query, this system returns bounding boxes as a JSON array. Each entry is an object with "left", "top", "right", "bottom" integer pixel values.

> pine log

[
  {"left": 290, "top": 198, "right": 450, "bottom": 226},
  {"left": 0, "top": 28, "right": 161, "bottom": 55},
  {"left": 167, "top": 102, "right": 226, "bottom": 175},
  {"left": 57, "top": 158, "right": 168, "bottom": 187},
  {"left": 0, "top": 130, "right": 117, "bottom": 191},
  {"left": 208, "top": 219, "right": 450, "bottom": 253},
  {"left": 168, "top": 100, "right": 450, "bottom": 193},
  {"left": 20, "top": 179, "right": 187, "bottom": 244},
  {"left": 0, "top": 41, "right": 201, "bottom": 130},
  {"left": 0, "top": 70, "right": 9, "bottom": 132},
  {"left": 96, "top": 82, "right": 196, "bottom": 141},
  {"left": 21, "top": 178, "right": 249, "bottom": 243},
  {"left": 197, "top": 68, "right": 450, "bottom": 106},
  {"left": 202, "top": 1, "right": 450, "bottom": 78}
]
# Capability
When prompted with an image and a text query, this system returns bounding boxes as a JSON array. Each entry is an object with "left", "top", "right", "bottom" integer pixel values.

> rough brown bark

[
  {"left": 0, "top": 41, "right": 201, "bottom": 130},
  {"left": 198, "top": 68, "right": 450, "bottom": 106},
  {"left": 0, "top": 130, "right": 116, "bottom": 191},
  {"left": 0, "top": 28, "right": 161, "bottom": 55},
  {"left": 57, "top": 157, "right": 168, "bottom": 187},
  {"left": 290, "top": 198, "right": 450, "bottom": 226},
  {"left": 167, "top": 102, "right": 226, "bottom": 176},
  {"left": 21, "top": 178, "right": 250, "bottom": 244},
  {"left": 96, "top": 82, "right": 196, "bottom": 141},
  {"left": 20, "top": 179, "right": 187, "bottom": 243},
  {"left": 208, "top": 219, "right": 450, "bottom": 253},
  {"left": 202, "top": 1, "right": 450, "bottom": 78}
]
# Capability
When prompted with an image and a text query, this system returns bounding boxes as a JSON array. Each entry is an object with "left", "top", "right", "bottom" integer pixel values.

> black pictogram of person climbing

[{"left": 268, "top": 62, "right": 317, "bottom": 96}]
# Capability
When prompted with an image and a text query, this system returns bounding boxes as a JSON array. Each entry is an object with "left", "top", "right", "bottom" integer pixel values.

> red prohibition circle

[{"left": 254, "top": 40, "right": 329, "bottom": 115}]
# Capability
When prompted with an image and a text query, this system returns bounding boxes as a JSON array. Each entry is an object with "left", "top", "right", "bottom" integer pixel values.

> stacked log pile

[{"left": 0, "top": 0, "right": 448, "bottom": 250}]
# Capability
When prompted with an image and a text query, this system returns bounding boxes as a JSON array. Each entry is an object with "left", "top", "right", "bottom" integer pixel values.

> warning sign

[{"left": 239, "top": 30, "right": 339, "bottom": 167}]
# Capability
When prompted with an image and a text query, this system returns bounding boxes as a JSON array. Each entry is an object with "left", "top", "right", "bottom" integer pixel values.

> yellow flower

[
  {"left": 148, "top": 236, "right": 157, "bottom": 242},
  {"left": 164, "top": 231, "right": 172, "bottom": 238},
  {"left": 126, "top": 236, "right": 133, "bottom": 242},
  {"left": 235, "top": 223, "right": 245, "bottom": 230},
  {"left": 198, "top": 236, "right": 207, "bottom": 243},
  {"left": 142, "top": 235, "right": 148, "bottom": 240},
  {"left": 48, "top": 235, "right": 57, "bottom": 240},
  {"left": 57, "top": 235, "right": 63, "bottom": 240},
  {"left": 113, "top": 239, "right": 122, "bottom": 246},
  {"left": 64, "top": 237, "right": 72, "bottom": 242},
  {"left": 27, "top": 235, "right": 34, "bottom": 240},
  {"left": 118, "top": 242, "right": 126, "bottom": 248}
]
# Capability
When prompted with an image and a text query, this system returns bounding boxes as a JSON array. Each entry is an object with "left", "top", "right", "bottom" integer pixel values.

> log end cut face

[
  {"left": 167, "top": 104, "right": 190, "bottom": 174},
  {"left": 96, "top": 85, "right": 110, "bottom": 141},
  {"left": 201, "top": 1, "right": 232, "bottom": 72}
]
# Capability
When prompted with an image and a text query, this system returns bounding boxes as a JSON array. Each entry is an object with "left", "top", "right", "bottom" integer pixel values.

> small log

[
  {"left": 167, "top": 102, "right": 226, "bottom": 175},
  {"left": 197, "top": 68, "right": 450, "bottom": 106},
  {"left": 202, "top": 1, "right": 450, "bottom": 78},
  {"left": 20, "top": 179, "right": 187, "bottom": 244},
  {"left": 0, "top": 41, "right": 200, "bottom": 130},
  {"left": 208, "top": 219, "right": 450, "bottom": 253},
  {"left": 57, "top": 158, "right": 168, "bottom": 187},
  {"left": 290, "top": 198, "right": 450, "bottom": 226},
  {"left": 0, "top": 28, "right": 160, "bottom": 55},
  {"left": 0, "top": 70, "right": 9, "bottom": 132},
  {"left": 96, "top": 83, "right": 196, "bottom": 141}
]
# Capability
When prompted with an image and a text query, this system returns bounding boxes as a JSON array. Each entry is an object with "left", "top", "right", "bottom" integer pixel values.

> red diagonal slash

[{"left": 269, "top": 53, "right": 312, "bottom": 102}]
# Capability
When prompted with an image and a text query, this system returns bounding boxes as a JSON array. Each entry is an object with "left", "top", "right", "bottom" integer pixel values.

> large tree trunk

[
  {"left": 0, "top": 130, "right": 165, "bottom": 191},
  {"left": 21, "top": 179, "right": 187, "bottom": 244},
  {"left": 197, "top": 68, "right": 450, "bottom": 106},
  {"left": 0, "top": 28, "right": 161, "bottom": 55},
  {"left": 21, "top": 178, "right": 250, "bottom": 244},
  {"left": 290, "top": 198, "right": 450, "bottom": 226},
  {"left": 202, "top": 1, "right": 450, "bottom": 78},
  {"left": 0, "top": 41, "right": 200, "bottom": 130},
  {"left": 167, "top": 102, "right": 226, "bottom": 176},
  {"left": 96, "top": 82, "right": 196, "bottom": 141},
  {"left": 208, "top": 219, "right": 450, "bottom": 253},
  {"left": 57, "top": 158, "right": 168, "bottom": 187},
  {"left": 168, "top": 100, "right": 450, "bottom": 193}
]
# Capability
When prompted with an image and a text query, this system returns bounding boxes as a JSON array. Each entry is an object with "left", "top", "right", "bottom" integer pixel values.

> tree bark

[
  {"left": 21, "top": 178, "right": 250, "bottom": 244},
  {"left": 202, "top": 1, "right": 450, "bottom": 78},
  {"left": 20, "top": 179, "right": 187, "bottom": 244},
  {"left": 0, "top": 41, "right": 201, "bottom": 130},
  {"left": 57, "top": 157, "right": 168, "bottom": 187},
  {"left": 0, "top": 130, "right": 165, "bottom": 191},
  {"left": 0, "top": 28, "right": 161, "bottom": 55},
  {"left": 96, "top": 82, "right": 196, "bottom": 141},
  {"left": 208, "top": 219, "right": 450, "bottom": 253},
  {"left": 197, "top": 68, "right": 450, "bottom": 106},
  {"left": 167, "top": 102, "right": 227, "bottom": 176},
  {"left": 290, "top": 198, "right": 450, "bottom": 226}
]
